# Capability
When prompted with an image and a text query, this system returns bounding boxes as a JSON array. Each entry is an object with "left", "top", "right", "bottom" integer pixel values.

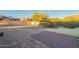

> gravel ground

[
  {"left": 0, "top": 27, "right": 49, "bottom": 48},
  {"left": 0, "top": 27, "right": 79, "bottom": 48},
  {"left": 32, "top": 31, "right": 79, "bottom": 48}
]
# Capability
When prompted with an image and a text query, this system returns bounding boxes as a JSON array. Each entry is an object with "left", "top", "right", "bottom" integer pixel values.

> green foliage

[
  {"left": 31, "top": 12, "right": 48, "bottom": 21},
  {"left": 45, "top": 21, "right": 79, "bottom": 28},
  {"left": 0, "top": 18, "right": 3, "bottom": 21},
  {"left": 0, "top": 16, "right": 4, "bottom": 21},
  {"left": 62, "top": 22, "right": 79, "bottom": 28}
]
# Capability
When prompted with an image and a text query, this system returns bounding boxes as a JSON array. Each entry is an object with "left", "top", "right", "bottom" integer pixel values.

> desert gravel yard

[
  {"left": 0, "top": 27, "right": 49, "bottom": 48},
  {"left": 0, "top": 27, "right": 79, "bottom": 48}
]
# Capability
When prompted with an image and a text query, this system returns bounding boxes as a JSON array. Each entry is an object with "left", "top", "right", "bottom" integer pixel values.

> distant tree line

[
  {"left": 31, "top": 12, "right": 79, "bottom": 28},
  {"left": 0, "top": 13, "right": 79, "bottom": 28}
]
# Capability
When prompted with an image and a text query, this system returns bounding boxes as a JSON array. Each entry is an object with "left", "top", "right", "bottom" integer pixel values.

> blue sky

[{"left": 0, "top": 10, "right": 79, "bottom": 18}]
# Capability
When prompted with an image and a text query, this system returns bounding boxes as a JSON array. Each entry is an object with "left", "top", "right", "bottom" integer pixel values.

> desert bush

[
  {"left": 62, "top": 22, "right": 79, "bottom": 28},
  {"left": 44, "top": 21, "right": 79, "bottom": 28}
]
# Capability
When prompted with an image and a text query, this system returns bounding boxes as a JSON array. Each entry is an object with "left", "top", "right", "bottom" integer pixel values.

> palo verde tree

[{"left": 31, "top": 12, "right": 48, "bottom": 22}]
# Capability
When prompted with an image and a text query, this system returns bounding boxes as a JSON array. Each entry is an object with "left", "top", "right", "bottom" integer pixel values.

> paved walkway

[{"left": 44, "top": 28, "right": 79, "bottom": 37}]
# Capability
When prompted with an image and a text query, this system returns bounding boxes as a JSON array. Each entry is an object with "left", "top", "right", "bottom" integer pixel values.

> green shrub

[{"left": 62, "top": 22, "right": 79, "bottom": 28}]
